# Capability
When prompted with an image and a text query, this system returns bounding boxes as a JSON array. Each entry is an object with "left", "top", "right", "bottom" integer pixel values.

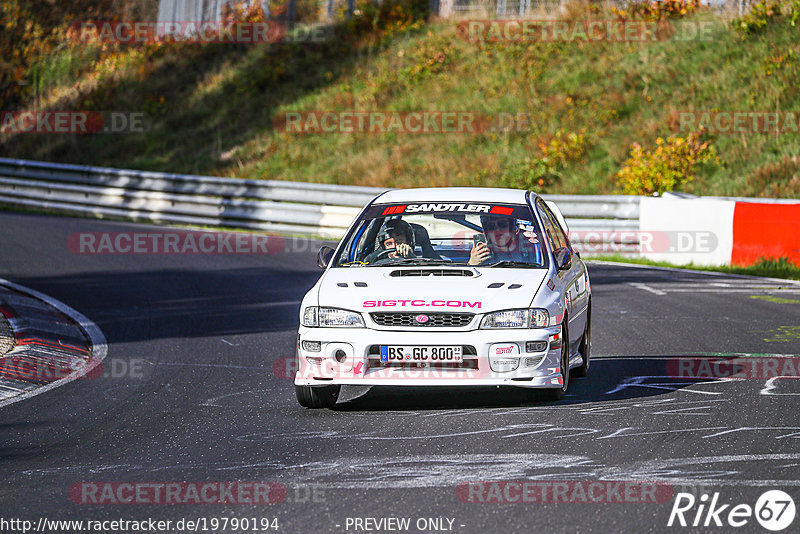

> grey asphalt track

[{"left": 0, "top": 211, "right": 798, "bottom": 533}]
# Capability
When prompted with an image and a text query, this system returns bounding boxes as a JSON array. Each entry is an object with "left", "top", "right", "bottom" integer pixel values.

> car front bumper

[{"left": 294, "top": 325, "right": 566, "bottom": 389}]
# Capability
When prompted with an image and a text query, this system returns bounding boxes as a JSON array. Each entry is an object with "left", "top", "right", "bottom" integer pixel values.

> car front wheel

[
  {"left": 295, "top": 384, "right": 340, "bottom": 408},
  {"left": 538, "top": 318, "right": 569, "bottom": 402},
  {"left": 573, "top": 300, "right": 591, "bottom": 378}
]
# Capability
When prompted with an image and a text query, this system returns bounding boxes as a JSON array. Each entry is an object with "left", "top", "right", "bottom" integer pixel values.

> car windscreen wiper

[{"left": 483, "top": 260, "right": 542, "bottom": 268}]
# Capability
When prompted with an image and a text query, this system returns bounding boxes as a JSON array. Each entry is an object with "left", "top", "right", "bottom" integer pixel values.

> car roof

[{"left": 373, "top": 187, "right": 534, "bottom": 205}]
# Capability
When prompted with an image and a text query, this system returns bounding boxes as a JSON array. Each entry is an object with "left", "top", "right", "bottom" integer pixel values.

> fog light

[
  {"left": 302, "top": 340, "right": 321, "bottom": 352},
  {"left": 525, "top": 341, "right": 548, "bottom": 352},
  {"left": 326, "top": 343, "right": 354, "bottom": 370},
  {"left": 491, "top": 358, "right": 519, "bottom": 372}
]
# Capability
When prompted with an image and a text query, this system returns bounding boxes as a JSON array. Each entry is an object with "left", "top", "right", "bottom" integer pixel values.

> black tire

[
  {"left": 573, "top": 300, "right": 591, "bottom": 378},
  {"left": 540, "top": 317, "right": 569, "bottom": 401},
  {"left": 295, "top": 384, "right": 340, "bottom": 408}
]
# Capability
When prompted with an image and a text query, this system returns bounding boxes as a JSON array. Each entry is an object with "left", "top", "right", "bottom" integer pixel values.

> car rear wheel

[
  {"left": 538, "top": 318, "right": 569, "bottom": 402},
  {"left": 295, "top": 384, "right": 340, "bottom": 408},
  {"left": 573, "top": 300, "right": 591, "bottom": 378}
]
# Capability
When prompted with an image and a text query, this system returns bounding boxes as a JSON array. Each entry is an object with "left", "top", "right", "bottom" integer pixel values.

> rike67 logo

[{"left": 668, "top": 490, "right": 796, "bottom": 531}]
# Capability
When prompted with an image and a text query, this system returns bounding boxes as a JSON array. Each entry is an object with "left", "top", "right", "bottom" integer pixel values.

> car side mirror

[
  {"left": 554, "top": 247, "right": 572, "bottom": 271},
  {"left": 317, "top": 246, "right": 335, "bottom": 269}
]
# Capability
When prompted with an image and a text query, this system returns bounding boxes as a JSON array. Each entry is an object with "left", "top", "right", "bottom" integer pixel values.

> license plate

[{"left": 380, "top": 345, "right": 463, "bottom": 362}]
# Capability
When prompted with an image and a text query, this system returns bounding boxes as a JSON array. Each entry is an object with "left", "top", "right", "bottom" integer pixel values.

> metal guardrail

[
  {"left": 0, "top": 158, "right": 642, "bottom": 250},
  {"left": 0, "top": 158, "right": 381, "bottom": 237}
]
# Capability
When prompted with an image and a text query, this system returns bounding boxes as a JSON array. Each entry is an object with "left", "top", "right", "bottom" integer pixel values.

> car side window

[
  {"left": 536, "top": 202, "right": 561, "bottom": 252},
  {"left": 541, "top": 202, "right": 571, "bottom": 250},
  {"left": 337, "top": 218, "right": 378, "bottom": 264}
]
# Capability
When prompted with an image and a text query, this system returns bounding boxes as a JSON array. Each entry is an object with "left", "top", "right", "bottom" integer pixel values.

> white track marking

[
  {"left": 201, "top": 390, "right": 260, "bottom": 407},
  {"left": 701, "top": 427, "right": 800, "bottom": 439},
  {"left": 16, "top": 453, "right": 800, "bottom": 489},
  {"left": 595, "top": 427, "right": 728, "bottom": 440},
  {"left": 627, "top": 282, "right": 667, "bottom": 295},
  {"left": 651, "top": 405, "right": 716, "bottom": 416},
  {"left": 606, "top": 376, "right": 725, "bottom": 395},
  {"left": 761, "top": 376, "right": 800, "bottom": 396},
  {"left": 145, "top": 361, "right": 269, "bottom": 370}
]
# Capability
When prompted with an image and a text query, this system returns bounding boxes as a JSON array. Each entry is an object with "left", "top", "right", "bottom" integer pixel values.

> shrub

[
  {"left": 616, "top": 131, "right": 717, "bottom": 195},
  {"left": 222, "top": 0, "right": 268, "bottom": 24},
  {"left": 539, "top": 130, "right": 586, "bottom": 167},
  {"left": 612, "top": 0, "right": 701, "bottom": 22},
  {"left": 763, "top": 48, "right": 796, "bottom": 76},
  {"left": 344, "top": 0, "right": 428, "bottom": 39},
  {"left": 731, "top": 1, "right": 784, "bottom": 35},
  {"left": 500, "top": 157, "right": 560, "bottom": 191},
  {"left": 501, "top": 130, "right": 587, "bottom": 192},
  {"left": 791, "top": 0, "right": 800, "bottom": 27},
  {"left": 1, "top": 0, "right": 155, "bottom": 107},
  {"left": 401, "top": 38, "right": 457, "bottom": 82}
]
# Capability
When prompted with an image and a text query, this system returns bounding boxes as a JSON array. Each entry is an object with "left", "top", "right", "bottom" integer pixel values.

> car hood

[{"left": 317, "top": 266, "right": 548, "bottom": 313}]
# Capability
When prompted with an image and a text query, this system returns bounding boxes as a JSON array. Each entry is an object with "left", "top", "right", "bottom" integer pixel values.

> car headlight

[
  {"left": 302, "top": 307, "right": 365, "bottom": 328},
  {"left": 480, "top": 308, "right": 550, "bottom": 329}
]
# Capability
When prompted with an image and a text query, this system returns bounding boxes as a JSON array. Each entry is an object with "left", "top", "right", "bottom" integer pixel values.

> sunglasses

[{"left": 483, "top": 218, "right": 511, "bottom": 231}]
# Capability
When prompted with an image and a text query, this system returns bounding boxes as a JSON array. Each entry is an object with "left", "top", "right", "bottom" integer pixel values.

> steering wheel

[
  {"left": 372, "top": 247, "right": 416, "bottom": 262},
  {"left": 372, "top": 248, "right": 397, "bottom": 261}
]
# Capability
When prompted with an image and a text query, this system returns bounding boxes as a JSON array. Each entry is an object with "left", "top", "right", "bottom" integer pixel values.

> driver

[
  {"left": 469, "top": 215, "right": 537, "bottom": 265},
  {"left": 365, "top": 219, "right": 416, "bottom": 263}
]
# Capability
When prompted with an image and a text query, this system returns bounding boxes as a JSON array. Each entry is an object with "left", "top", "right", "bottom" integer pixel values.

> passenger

[{"left": 468, "top": 215, "right": 538, "bottom": 265}]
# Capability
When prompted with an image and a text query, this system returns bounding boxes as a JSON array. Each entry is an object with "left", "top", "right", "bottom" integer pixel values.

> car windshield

[{"left": 334, "top": 202, "right": 547, "bottom": 268}]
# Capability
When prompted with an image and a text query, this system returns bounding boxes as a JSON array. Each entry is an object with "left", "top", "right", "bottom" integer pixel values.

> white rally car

[{"left": 295, "top": 187, "right": 591, "bottom": 408}]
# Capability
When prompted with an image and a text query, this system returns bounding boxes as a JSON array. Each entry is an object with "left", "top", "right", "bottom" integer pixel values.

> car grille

[{"left": 370, "top": 312, "right": 474, "bottom": 328}]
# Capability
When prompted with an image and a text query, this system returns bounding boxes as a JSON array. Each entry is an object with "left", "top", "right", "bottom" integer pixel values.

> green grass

[
  {"left": 589, "top": 255, "right": 800, "bottom": 280},
  {"left": 3, "top": 4, "right": 800, "bottom": 197}
]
